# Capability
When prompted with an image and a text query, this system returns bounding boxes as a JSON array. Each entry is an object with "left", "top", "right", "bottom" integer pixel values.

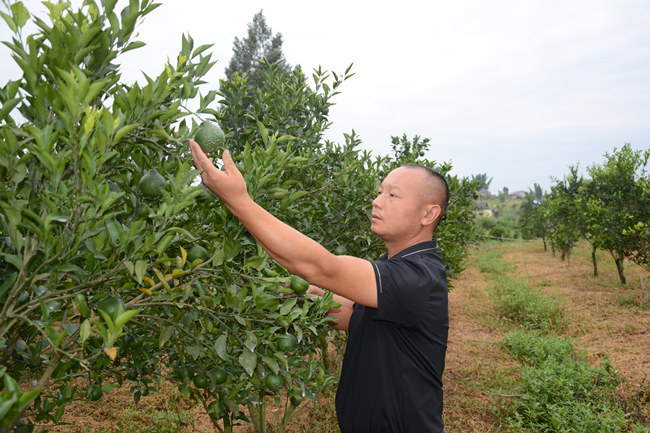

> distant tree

[
  {"left": 533, "top": 183, "right": 543, "bottom": 200},
  {"left": 498, "top": 186, "right": 509, "bottom": 202},
  {"left": 471, "top": 173, "right": 493, "bottom": 191},
  {"left": 224, "top": 10, "right": 293, "bottom": 90},
  {"left": 519, "top": 193, "right": 549, "bottom": 250},
  {"left": 546, "top": 166, "right": 583, "bottom": 262}
]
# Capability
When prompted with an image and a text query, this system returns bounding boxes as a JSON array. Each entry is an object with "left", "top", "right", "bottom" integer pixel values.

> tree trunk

[
  {"left": 591, "top": 245, "right": 598, "bottom": 277},
  {"left": 611, "top": 251, "right": 626, "bottom": 285},
  {"left": 543, "top": 237, "right": 547, "bottom": 252}
]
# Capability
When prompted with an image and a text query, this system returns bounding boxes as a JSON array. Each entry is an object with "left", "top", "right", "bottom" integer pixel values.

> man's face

[{"left": 370, "top": 167, "right": 428, "bottom": 242}]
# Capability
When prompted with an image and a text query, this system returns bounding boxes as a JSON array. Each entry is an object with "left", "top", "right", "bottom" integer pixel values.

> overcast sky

[{"left": 2, "top": 0, "right": 649, "bottom": 192}]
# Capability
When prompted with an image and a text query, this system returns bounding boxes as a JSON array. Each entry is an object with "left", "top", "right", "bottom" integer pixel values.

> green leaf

[
  {"left": 0, "top": 273, "right": 17, "bottom": 300},
  {"left": 113, "top": 123, "right": 138, "bottom": 142},
  {"left": 134, "top": 260, "right": 146, "bottom": 284},
  {"left": 257, "top": 120, "right": 269, "bottom": 145},
  {"left": 159, "top": 326, "right": 174, "bottom": 348},
  {"left": 245, "top": 255, "right": 266, "bottom": 271},
  {"left": 214, "top": 335, "right": 228, "bottom": 360},
  {"left": 223, "top": 238, "right": 242, "bottom": 261},
  {"left": 122, "top": 41, "right": 146, "bottom": 53},
  {"left": 101, "top": 383, "right": 117, "bottom": 393},
  {"left": 123, "top": 260, "right": 134, "bottom": 276},
  {"left": 0, "top": 11, "right": 16, "bottom": 32},
  {"left": 0, "top": 253, "right": 21, "bottom": 271},
  {"left": 10, "top": 1, "right": 30, "bottom": 28},
  {"left": 239, "top": 350, "right": 257, "bottom": 377},
  {"left": 262, "top": 356, "right": 280, "bottom": 375},
  {"left": 276, "top": 134, "right": 296, "bottom": 143},
  {"left": 80, "top": 319, "right": 91, "bottom": 342},
  {"left": 280, "top": 297, "right": 297, "bottom": 316},
  {"left": 186, "top": 344, "right": 202, "bottom": 360},
  {"left": 0, "top": 395, "right": 17, "bottom": 421},
  {"left": 0, "top": 98, "right": 20, "bottom": 121},
  {"left": 97, "top": 309, "right": 116, "bottom": 334},
  {"left": 114, "top": 309, "right": 138, "bottom": 329},
  {"left": 243, "top": 330, "right": 257, "bottom": 351},
  {"left": 16, "top": 388, "right": 43, "bottom": 413}
]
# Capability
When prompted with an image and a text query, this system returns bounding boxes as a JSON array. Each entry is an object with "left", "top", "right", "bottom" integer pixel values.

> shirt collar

[{"left": 379, "top": 239, "right": 438, "bottom": 261}]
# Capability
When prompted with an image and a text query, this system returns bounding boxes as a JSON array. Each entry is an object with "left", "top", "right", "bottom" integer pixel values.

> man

[{"left": 189, "top": 140, "right": 449, "bottom": 433}]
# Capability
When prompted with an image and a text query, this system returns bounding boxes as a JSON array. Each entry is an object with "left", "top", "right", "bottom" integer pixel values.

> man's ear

[{"left": 422, "top": 204, "right": 442, "bottom": 227}]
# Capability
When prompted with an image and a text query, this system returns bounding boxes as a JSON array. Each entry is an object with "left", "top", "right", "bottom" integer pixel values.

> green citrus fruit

[
  {"left": 289, "top": 275, "right": 309, "bottom": 295},
  {"left": 334, "top": 245, "right": 347, "bottom": 255},
  {"left": 178, "top": 364, "right": 195, "bottom": 380},
  {"left": 275, "top": 334, "right": 298, "bottom": 352},
  {"left": 210, "top": 367, "right": 228, "bottom": 385},
  {"left": 96, "top": 296, "right": 124, "bottom": 320},
  {"left": 138, "top": 168, "right": 166, "bottom": 198},
  {"left": 193, "top": 373, "right": 209, "bottom": 389},
  {"left": 126, "top": 369, "right": 138, "bottom": 381},
  {"left": 87, "top": 385, "right": 103, "bottom": 401},
  {"left": 289, "top": 391, "right": 303, "bottom": 406},
  {"left": 264, "top": 373, "right": 285, "bottom": 391},
  {"left": 187, "top": 245, "right": 209, "bottom": 263},
  {"left": 194, "top": 121, "right": 225, "bottom": 153}
]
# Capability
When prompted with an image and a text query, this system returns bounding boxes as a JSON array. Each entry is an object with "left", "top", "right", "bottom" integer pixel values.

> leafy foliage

[
  {"left": 545, "top": 166, "right": 583, "bottom": 261},
  {"left": 0, "top": 2, "right": 479, "bottom": 432}
]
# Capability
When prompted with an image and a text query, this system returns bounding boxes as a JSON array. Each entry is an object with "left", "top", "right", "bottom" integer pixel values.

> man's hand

[{"left": 189, "top": 139, "right": 248, "bottom": 207}]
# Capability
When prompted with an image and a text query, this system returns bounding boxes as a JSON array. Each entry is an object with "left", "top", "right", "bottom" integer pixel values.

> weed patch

[
  {"left": 500, "top": 330, "right": 575, "bottom": 366},
  {"left": 491, "top": 278, "right": 566, "bottom": 333},
  {"left": 500, "top": 356, "right": 628, "bottom": 433}
]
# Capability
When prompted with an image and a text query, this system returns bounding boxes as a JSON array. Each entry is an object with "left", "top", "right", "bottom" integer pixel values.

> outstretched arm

[{"left": 190, "top": 140, "right": 378, "bottom": 308}]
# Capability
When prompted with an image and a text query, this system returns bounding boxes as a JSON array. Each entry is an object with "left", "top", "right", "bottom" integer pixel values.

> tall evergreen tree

[{"left": 224, "top": 10, "right": 293, "bottom": 89}]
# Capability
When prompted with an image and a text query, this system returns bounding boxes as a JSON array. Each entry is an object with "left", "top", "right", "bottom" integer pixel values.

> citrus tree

[
  {"left": 519, "top": 193, "right": 549, "bottom": 250},
  {"left": 0, "top": 1, "right": 480, "bottom": 432},
  {"left": 545, "top": 166, "right": 583, "bottom": 262},
  {"left": 583, "top": 144, "right": 650, "bottom": 283}
]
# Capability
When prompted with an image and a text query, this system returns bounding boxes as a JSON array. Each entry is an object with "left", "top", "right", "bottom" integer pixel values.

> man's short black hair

[{"left": 405, "top": 164, "right": 450, "bottom": 226}]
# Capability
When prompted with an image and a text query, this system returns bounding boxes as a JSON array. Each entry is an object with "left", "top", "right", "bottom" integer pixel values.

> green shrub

[
  {"left": 489, "top": 223, "right": 511, "bottom": 239},
  {"left": 501, "top": 330, "right": 575, "bottom": 366}
]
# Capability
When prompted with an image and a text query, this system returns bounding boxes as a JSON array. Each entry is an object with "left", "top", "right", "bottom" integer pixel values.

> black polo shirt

[{"left": 335, "top": 240, "right": 449, "bottom": 433}]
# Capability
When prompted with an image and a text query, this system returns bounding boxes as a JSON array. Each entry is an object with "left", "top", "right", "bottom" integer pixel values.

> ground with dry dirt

[{"left": 43, "top": 240, "right": 648, "bottom": 432}]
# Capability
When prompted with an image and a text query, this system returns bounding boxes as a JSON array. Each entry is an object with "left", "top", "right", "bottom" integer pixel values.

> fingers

[
  {"left": 222, "top": 150, "right": 236, "bottom": 173},
  {"left": 189, "top": 139, "right": 215, "bottom": 174}
]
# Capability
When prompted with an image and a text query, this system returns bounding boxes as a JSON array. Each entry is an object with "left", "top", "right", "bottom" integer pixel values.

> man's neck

[{"left": 384, "top": 233, "right": 433, "bottom": 259}]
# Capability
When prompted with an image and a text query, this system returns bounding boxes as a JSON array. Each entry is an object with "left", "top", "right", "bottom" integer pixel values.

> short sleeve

[{"left": 371, "top": 258, "right": 434, "bottom": 327}]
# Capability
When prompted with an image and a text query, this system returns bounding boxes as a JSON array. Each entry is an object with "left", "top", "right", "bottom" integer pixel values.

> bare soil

[{"left": 44, "top": 241, "right": 649, "bottom": 432}]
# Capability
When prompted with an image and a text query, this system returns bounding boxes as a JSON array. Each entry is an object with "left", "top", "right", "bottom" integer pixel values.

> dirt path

[{"left": 443, "top": 246, "right": 514, "bottom": 432}]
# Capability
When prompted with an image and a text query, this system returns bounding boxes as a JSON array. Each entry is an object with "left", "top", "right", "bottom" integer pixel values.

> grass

[
  {"left": 477, "top": 244, "right": 648, "bottom": 433},
  {"left": 490, "top": 276, "right": 566, "bottom": 333}
]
